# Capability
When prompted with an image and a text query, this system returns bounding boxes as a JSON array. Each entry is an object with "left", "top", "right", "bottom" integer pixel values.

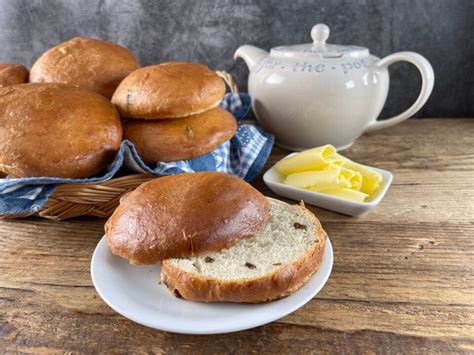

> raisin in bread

[{"left": 161, "top": 199, "right": 326, "bottom": 303}]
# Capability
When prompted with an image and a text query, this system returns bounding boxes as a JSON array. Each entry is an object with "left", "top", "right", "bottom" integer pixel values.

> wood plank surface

[{"left": 1, "top": 119, "right": 473, "bottom": 353}]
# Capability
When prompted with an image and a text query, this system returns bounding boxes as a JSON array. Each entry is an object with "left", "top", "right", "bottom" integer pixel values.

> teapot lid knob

[{"left": 311, "top": 24, "right": 330, "bottom": 46}]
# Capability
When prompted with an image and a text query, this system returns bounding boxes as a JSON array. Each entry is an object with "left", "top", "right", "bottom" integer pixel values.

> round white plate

[{"left": 91, "top": 218, "right": 333, "bottom": 335}]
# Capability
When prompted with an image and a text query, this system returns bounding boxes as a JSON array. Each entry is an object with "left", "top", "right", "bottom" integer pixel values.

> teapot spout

[{"left": 234, "top": 45, "right": 268, "bottom": 70}]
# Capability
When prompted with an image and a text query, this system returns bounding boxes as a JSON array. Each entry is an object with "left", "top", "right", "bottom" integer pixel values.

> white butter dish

[{"left": 263, "top": 153, "right": 393, "bottom": 216}]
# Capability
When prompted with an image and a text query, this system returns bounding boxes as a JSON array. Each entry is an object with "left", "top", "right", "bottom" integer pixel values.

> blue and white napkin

[{"left": 0, "top": 93, "right": 274, "bottom": 216}]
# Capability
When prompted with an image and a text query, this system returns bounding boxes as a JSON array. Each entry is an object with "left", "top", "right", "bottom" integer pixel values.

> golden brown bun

[
  {"left": 161, "top": 202, "right": 327, "bottom": 303},
  {"left": 0, "top": 83, "right": 122, "bottom": 178},
  {"left": 111, "top": 62, "right": 226, "bottom": 119},
  {"left": 124, "top": 107, "right": 237, "bottom": 163},
  {"left": 0, "top": 64, "right": 29, "bottom": 87},
  {"left": 105, "top": 172, "right": 270, "bottom": 264},
  {"left": 29, "top": 37, "right": 139, "bottom": 98}
]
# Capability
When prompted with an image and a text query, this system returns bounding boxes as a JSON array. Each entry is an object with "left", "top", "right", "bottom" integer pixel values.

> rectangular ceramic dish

[{"left": 263, "top": 153, "right": 393, "bottom": 216}]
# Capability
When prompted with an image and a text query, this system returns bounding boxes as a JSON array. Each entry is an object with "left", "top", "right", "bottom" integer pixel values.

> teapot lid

[{"left": 270, "top": 24, "right": 369, "bottom": 59}]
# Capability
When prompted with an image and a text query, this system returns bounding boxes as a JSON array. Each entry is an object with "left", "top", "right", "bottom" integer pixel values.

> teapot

[{"left": 235, "top": 24, "right": 434, "bottom": 151}]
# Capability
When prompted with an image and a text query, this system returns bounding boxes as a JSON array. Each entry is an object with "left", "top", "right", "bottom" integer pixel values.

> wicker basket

[
  {"left": 31, "top": 174, "right": 155, "bottom": 220},
  {"left": 4, "top": 71, "right": 239, "bottom": 220}
]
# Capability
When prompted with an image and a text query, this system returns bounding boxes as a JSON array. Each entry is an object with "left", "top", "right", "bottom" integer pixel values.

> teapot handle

[{"left": 365, "top": 51, "right": 434, "bottom": 133}]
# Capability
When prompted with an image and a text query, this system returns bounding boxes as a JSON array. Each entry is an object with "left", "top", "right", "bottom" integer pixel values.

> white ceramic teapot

[{"left": 235, "top": 24, "right": 434, "bottom": 151}]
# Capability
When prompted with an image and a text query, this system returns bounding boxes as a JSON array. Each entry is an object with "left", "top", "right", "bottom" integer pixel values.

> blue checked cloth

[{"left": 0, "top": 93, "right": 274, "bottom": 216}]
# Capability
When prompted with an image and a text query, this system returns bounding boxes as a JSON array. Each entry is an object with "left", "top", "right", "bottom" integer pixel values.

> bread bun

[
  {"left": 0, "top": 64, "right": 28, "bottom": 87},
  {"left": 124, "top": 107, "right": 237, "bottom": 163},
  {"left": 0, "top": 83, "right": 122, "bottom": 178},
  {"left": 162, "top": 199, "right": 327, "bottom": 303},
  {"left": 111, "top": 62, "right": 225, "bottom": 119},
  {"left": 30, "top": 37, "right": 139, "bottom": 98},
  {"left": 105, "top": 172, "right": 270, "bottom": 264}
]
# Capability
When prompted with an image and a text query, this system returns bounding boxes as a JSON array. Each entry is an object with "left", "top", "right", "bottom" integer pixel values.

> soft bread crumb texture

[{"left": 166, "top": 200, "right": 319, "bottom": 280}]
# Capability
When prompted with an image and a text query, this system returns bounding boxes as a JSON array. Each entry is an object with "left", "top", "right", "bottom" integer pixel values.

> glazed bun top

[
  {"left": 0, "top": 64, "right": 29, "bottom": 88},
  {"left": 0, "top": 83, "right": 122, "bottom": 178},
  {"left": 111, "top": 62, "right": 226, "bottom": 119},
  {"left": 105, "top": 172, "right": 270, "bottom": 264},
  {"left": 30, "top": 37, "right": 139, "bottom": 98}
]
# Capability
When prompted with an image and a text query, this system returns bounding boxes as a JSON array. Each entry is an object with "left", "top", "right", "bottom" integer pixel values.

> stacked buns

[
  {"left": 106, "top": 172, "right": 327, "bottom": 303},
  {"left": 112, "top": 62, "right": 237, "bottom": 163},
  {"left": 0, "top": 38, "right": 235, "bottom": 178}
]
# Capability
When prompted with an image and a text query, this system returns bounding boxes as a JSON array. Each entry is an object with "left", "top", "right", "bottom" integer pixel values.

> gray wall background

[{"left": 0, "top": 0, "right": 472, "bottom": 118}]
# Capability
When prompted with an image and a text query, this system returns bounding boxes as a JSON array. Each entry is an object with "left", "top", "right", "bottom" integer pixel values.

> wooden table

[{"left": 1, "top": 119, "right": 473, "bottom": 353}]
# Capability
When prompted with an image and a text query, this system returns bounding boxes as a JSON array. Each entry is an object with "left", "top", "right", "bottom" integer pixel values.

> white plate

[
  {"left": 263, "top": 153, "right": 393, "bottom": 216},
  {"left": 91, "top": 218, "right": 333, "bottom": 334}
]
